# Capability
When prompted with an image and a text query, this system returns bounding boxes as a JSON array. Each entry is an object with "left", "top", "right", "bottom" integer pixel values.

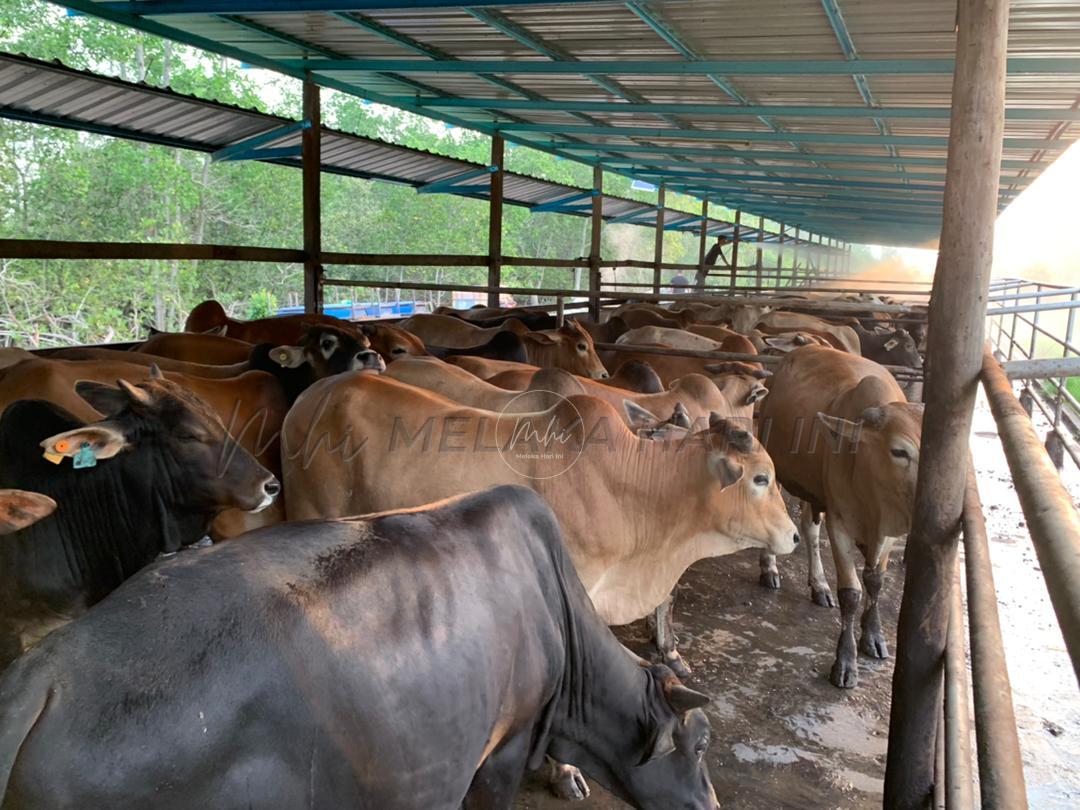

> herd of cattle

[{"left": 0, "top": 292, "right": 925, "bottom": 808}]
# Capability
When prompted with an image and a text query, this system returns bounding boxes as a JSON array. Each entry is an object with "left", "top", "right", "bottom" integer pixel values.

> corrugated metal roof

[
  {"left": 0, "top": 51, "right": 768, "bottom": 243},
  {"left": 40, "top": 1, "right": 1080, "bottom": 245}
]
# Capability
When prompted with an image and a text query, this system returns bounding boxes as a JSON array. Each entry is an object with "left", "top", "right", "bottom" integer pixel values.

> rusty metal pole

[
  {"left": 944, "top": 558, "right": 974, "bottom": 810},
  {"left": 302, "top": 75, "right": 322, "bottom": 314},
  {"left": 962, "top": 458, "right": 1029, "bottom": 809},
  {"left": 653, "top": 183, "right": 666, "bottom": 295},
  {"left": 487, "top": 134, "right": 504, "bottom": 309},
  {"left": 587, "top": 166, "right": 603, "bottom": 320},
  {"left": 884, "top": 1, "right": 1011, "bottom": 806}
]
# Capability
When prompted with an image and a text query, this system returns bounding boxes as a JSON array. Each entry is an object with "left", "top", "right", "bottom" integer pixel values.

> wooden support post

[
  {"left": 755, "top": 215, "right": 764, "bottom": 289},
  {"left": 487, "top": 134, "right": 505, "bottom": 309},
  {"left": 302, "top": 76, "right": 322, "bottom": 314},
  {"left": 588, "top": 165, "right": 603, "bottom": 320},
  {"left": 846, "top": 243, "right": 853, "bottom": 275},
  {"left": 653, "top": 183, "right": 666, "bottom": 294},
  {"left": 883, "top": 0, "right": 1010, "bottom": 806},
  {"left": 695, "top": 199, "right": 709, "bottom": 290},
  {"left": 729, "top": 209, "right": 741, "bottom": 291}
]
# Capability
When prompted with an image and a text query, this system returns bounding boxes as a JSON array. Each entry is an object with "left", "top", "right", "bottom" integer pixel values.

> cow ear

[
  {"left": 664, "top": 682, "right": 711, "bottom": 714},
  {"left": 623, "top": 400, "right": 661, "bottom": 431},
  {"left": 638, "top": 721, "right": 676, "bottom": 766},
  {"left": 745, "top": 384, "right": 769, "bottom": 405},
  {"left": 816, "top": 412, "right": 861, "bottom": 442},
  {"left": 884, "top": 337, "right": 899, "bottom": 351},
  {"left": 670, "top": 402, "right": 692, "bottom": 429},
  {"left": 148, "top": 363, "right": 164, "bottom": 380},
  {"left": 40, "top": 424, "right": 128, "bottom": 462},
  {"left": 74, "top": 381, "right": 129, "bottom": 416},
  {"left": 763, "top": 336, "right": 802, "bottom": 353},
  {"left": 523, "top": 331, "right": 557, "bottom": 346},
  {"left": 0, "top": 490, "right": 57, "bottom": 535},
  {"left": 708, "top": 453, "right": 743, "bottom": 489},
  {"left": 270, "top": 345, "right": 307, "bottom": 368}
]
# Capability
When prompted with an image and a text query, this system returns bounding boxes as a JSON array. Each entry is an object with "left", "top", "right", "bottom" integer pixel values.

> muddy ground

[{"left": 513, "top": 393, "right": 1078, "bottom": 809}]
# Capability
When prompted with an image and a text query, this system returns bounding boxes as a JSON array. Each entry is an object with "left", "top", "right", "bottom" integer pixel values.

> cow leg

[
  {"left": 859, "top": 560, "right": 890, "bottom": 659},
  {"left": 544, "top": 757, "right": 590, "bottom": 802},
  {"left": 758, "top": 550, "right": 781, "bottom": 589},
  {"left": 654, "top": 592, "right": 692, "bottom": 679},
  {"left": 802, "top": 506, "right": 834, "bottom": 607},
  {"left": 827, "top": 519, "right": 862, "bottom": 689},
  {"left": 464, "top": 730, "right": 531, "bottom": 810}
]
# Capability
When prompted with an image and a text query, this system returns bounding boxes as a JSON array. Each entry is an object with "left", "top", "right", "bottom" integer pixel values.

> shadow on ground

[{"left": 514, "top": 536, "right": 903, "bottom": 809}]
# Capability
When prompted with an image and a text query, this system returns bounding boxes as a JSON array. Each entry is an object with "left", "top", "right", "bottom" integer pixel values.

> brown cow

[
  {"left": 132, "top": 331, "right": 254, "bottom": 365},
  {"left": 758, "top": 345, "right": 923, "bottom": 688},
  {"left": 184, "top": 299, "right": 348, "bottom": 345},
  {"left": 282, "top": 372, "right": 799, "bottom": 680}
]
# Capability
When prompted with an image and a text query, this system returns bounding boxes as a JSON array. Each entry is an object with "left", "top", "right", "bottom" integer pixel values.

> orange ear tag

[{"left": 54, "top": 439, "right": 72, "bottom": 454}]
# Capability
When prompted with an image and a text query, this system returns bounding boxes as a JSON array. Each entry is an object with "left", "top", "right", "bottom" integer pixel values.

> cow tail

[{"left": 0, "top": 671, "right": 50, "bottom": 802}]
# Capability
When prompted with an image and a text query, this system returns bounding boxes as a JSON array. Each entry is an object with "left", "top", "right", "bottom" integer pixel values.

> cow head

[
  {"left": 42, "top": 368, "right": 279, "bottom": 520},
  {"left": 698, "top": 415, "right": 799, "bottom": 556},
  {"left": 870, "top": 328, "right": 922, "bottom": 369},
  {"left": 359, "top": 322, "right": 428, "bottom": 361},
  {"left": 817, "top": 401, "right": 924, "bottom": 536},
  {"left": 552, "top": 662, "right": 718, "bottom": 810},
  {"left": 271, "top": 324, "right": 385, "bottom": 379},
  {"left": 524, "top": 320, "right": 609, "bottom": 380},
  {"left": 0, "top": 489, "right": 56, "bottom": 534}
]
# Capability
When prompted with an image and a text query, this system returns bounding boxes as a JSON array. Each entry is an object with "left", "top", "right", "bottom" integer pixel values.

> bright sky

[{"left": 886, "top": 139, "right": 1080, "bottom": 285}]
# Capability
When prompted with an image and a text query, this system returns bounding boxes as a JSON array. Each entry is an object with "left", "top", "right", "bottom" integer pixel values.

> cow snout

[
  {"left": 596, "top": 371, "right": 610, "bottom": 380},
  {"left": 264, "top": 478, "right": 281, "bottom": 499},
  {"left": 354, "top": 350, "right": 386, "bottom": 372},
  {"left": 793, "top": 532, "right": 801, "bottom": 546}
]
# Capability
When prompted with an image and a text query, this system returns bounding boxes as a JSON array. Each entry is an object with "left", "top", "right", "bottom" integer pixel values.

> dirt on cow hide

[{"left": 513, "top": 394, "right": 1079, "bottom": 809}]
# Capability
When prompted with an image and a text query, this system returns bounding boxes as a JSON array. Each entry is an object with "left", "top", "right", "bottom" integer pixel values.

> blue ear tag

[{"left": 72, "top": 442, "right": 97, "bottom": 470}]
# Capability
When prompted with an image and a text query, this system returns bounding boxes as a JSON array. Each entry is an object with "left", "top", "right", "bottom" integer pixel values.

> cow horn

[
  {"left": 148, "top": 363, "right": 164, "bottom": 380},
  {"left": 116, "top": 378, "right": 154, "bottom": 407},
  {"left": 663, "top": 682, "right": 711, "bottom": 714}
]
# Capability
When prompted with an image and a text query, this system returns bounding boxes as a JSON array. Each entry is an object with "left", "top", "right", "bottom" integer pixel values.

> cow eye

[
  {"left": 891, "top": 448, "right": 909, "bottom": 459},
  {"left": 175, "top": 431, "right": 201, "bottom": 443},
  {"left": 576, "top": 343, "right": 587, "bottom": 352},
  {"left": 753, "top": 474, "right": 769, "bottom": 486},
  {"left": 695, "top": 735, "right": 709, "bottom": 758},
  {"left": 321, "top": 340, "right": 334, "bottom": 351},
  {"left": 391, "top": 347, "right": 407, "bottom": 355}
]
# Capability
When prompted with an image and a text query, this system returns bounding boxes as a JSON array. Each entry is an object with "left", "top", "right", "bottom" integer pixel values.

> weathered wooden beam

[
  {"left": 653, "top": 183, "right": 666, "bottom": 294},
  {"left": 487, "top": 134, "right": 504, "bottom": 309},
  {"left": 302, "top": 76, "right": 322, "bottom": 314},
  {"left": 0, "top": 239, "right": 305, "bottom": 263},
  {"left": 884, "top": 0, "right": 1011, "bottom": 805},
  {"left": 588, "top": 165, "right": 603, "bottom": 321}
]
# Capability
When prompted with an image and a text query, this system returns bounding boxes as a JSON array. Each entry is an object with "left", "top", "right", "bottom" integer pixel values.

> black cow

[
  {"left": 254, "top": 323, "right": 385, "bottom": 403},
  {"left": 0, "top": 371, "right": 278, "bottom": 667},
  {"left": 426, "top": 329, "right": 530, "bottom": 364},
  {"left": 852, "top": 324, "right": 923, "bottom": 369},
  {"left": 0, "top": 486, "right": 717, "bottom": 810}
]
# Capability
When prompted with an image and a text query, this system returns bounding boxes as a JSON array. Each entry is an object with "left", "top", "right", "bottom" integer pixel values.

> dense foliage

[{"left": 0, "top": 1, "right": 836, "bottom": 346}]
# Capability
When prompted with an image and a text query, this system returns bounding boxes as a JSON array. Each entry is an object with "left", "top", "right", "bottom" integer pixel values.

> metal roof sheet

[
  {"left": 0, "top": 51, "right": 768, "bottom": 243},
  {"left": 41, "top": 1, "right": 1080, "bottom": 245}
]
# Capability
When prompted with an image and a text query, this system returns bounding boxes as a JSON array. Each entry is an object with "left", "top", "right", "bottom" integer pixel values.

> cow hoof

[
  {"left": 830, "top": 658, "right": 859, "bottom": 689},
  {"left": 860, "top": 633, "right": 889, "bottom": 659},
  {"left": 550, "top": 765, "right": 590, "bottom": 801},
  {"left": 810, "top": 586, "right": 836, "bottom": 608},
  {"left": 759, "top": 570, "right": 781, "bottom": 590},
  {"left": 664, "top": 650, "right": 693, "bottom": 680},
  {"left": 193, "top": 536, "right": 214, "bottom": 549}
]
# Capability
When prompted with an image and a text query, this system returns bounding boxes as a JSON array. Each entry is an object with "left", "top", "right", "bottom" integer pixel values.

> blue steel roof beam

[
  {"left": 624, "top": 1, "right": 833, "bottom": 182},
  {"left": 218, "top": 12, "right": 537, "bottom": 127},
  {"left": 464, "top": 7, "right": 685, "bottom": 131},
  {"left": 674, "top": 189, "right": 948, "bottom": 212},
  {"left": 100, "top": 1, "right": 622, "bottom": 12},
  {"left": 331, "top": 11, "right": 602, "bottom": 128},
  {"left": 819, "top": 0, "right": 906, "bottom": 182}
]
